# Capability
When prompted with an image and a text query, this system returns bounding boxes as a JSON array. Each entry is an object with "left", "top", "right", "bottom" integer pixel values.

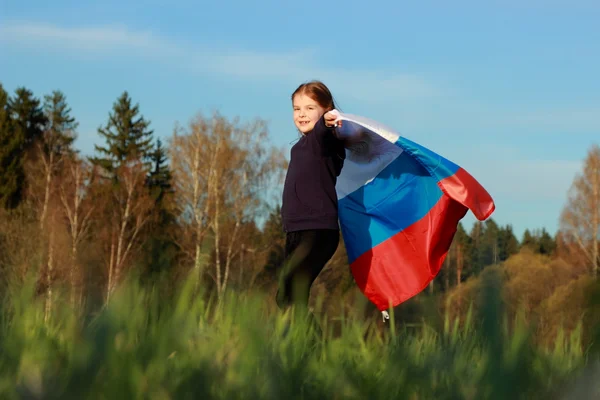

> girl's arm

[{"left": 323, "top": 110, "right": 366, "bottom": 143}]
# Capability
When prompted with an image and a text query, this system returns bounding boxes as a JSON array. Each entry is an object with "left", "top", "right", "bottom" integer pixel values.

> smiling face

[{"left": 292, "top": 93, "right": 326, "bottom": 135}]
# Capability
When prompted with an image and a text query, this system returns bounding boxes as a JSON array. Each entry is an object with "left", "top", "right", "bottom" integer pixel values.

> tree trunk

[
  {"left": 223, "top": 219, "right": 240, "bottom": 296},
  {"left": 214, "top": 196, "right": 222, "bottom": 299},
  {"left": 456, "top": 244, "right": 463, "bottom": 287},
  {"left": 444, "top": 246, "right": 452, "bottom": 291},
  {"left": 194, "top": 236, "right": 203, "bottom": 281},
  {"left": 192, "top": 137, "right": 204, "bottom": 284},
  {"left": 211, "top": 137, "right": 223, "bottom": 298},
  {"left": 60, "top": 161, "right": 93, "bottom": 309},
  {"left": 239, "top": 243, "right": 245, "bottom": 287},
  {"left": 44, "top": 229, "right": 55, "bottom": 324},
  {"left": 107, "top": 232, "right": 116, "bottom": 302},
  {"left": 41, "top": 151, "right": 54, "bottom": 323},
  {"left": 70, "top": 242, "right": 78, "bottom": 308},
  {"left": 40, "top": 152, "right": 54, "bottom": 231},
  {"left": 114, "top": 190, "right": 133, "bottom": 292}
]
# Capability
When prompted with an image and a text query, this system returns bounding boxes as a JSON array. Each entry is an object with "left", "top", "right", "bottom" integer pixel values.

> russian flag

[{"left": 332, "top": 111, "right": 495, "bottom": 312}]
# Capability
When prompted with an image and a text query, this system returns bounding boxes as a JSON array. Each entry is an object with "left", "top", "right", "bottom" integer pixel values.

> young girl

[{"left": 276, "top": 80, "right": 346, "bottom": 316}]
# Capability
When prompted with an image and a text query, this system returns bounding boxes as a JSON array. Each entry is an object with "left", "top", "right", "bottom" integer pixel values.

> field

[{"left": 0, "top": 272, "right": 598, "bottom": 400}]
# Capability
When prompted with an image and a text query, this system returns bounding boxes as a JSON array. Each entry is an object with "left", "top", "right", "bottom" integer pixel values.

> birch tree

[
  {"left": 100, "top": 160, "right": 154, "bottom": 300},
  {"left": 170, "top": 111, "right": 286, "bottom": 297},
  {"left": 560, "top": 144, "right": 600, "bottom": 278},
  {"left": 59, "top": 157, "right": 94, "bottom": 307},
  {"left": 170, "top": 115, "right": 217, "bottom": 283},
  {"left": 26, "top": 90, "right": 77, "bottom": 320},
  {"left": 211, "top": 116, "right": 285, "bottom": 298}
]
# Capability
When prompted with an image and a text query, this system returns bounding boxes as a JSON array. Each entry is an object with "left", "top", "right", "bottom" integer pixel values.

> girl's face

[{"left": 292, "top": 94, "right": 326, "bottom": 134}]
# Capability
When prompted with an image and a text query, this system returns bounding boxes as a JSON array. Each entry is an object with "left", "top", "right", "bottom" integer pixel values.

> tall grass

[{"left": 0, "top": 271, "right": 596, "bottom": 399}]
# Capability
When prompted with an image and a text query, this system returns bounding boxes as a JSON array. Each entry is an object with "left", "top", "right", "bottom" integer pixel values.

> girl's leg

[{"left": 276, "top": 229, "right": 339, "bottom": 310}]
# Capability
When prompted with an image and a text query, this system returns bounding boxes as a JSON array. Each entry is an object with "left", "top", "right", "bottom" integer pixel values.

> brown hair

[{"left": 291, "top": 80, "right": 339, "bottom": 112}]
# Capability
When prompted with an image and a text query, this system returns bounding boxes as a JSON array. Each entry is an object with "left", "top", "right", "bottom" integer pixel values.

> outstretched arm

[{"left": 323, "top": 110, "right": 367, "bottom": 144}]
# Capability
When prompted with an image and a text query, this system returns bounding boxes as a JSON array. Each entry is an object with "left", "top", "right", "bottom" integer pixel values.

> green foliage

[
  {"left": 0, "top": 84, "right": 23, "bottom": 209},
  {"left": 91, "top": 91, "right": 154, "bottom": 177},
  {"left": 9, "top": 86, "right": 47, "bottom": 149},
  {"left": 0, "top": 85, "right": 48, "bottom": 209},
  {"left": 469, "top": 221, "right": 486, "bottom": 272},
  {"left": 140, "top": 138, "right": 179, "bottom": 278},
  {"left": 498, "top": 225, "right": 519, "bottom": 261},
  {"left": 42, "top": 90, "right": 78, "bottom": 157},
  {"left": 522, "top": 229, "right": 535, "bottom": 248},
  {"left": 521, "top": 228, "right": 557, "bottom": 256},
  {"left": 146, "top": 138, "right": 172, "bottom": 202},
  {"left": 0, "top": 272, "right": 594, "bottom": 399},
  {"left": 537, "top": 229, "right": 557, "bottom": 255}
]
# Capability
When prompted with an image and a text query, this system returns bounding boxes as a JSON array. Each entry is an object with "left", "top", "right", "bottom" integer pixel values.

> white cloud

[
  {"left": 0, "top": 21, "right": 162, "bottom": 52},
  {"left": 0, "top": 20, "right": 441, "bottom": 103}
]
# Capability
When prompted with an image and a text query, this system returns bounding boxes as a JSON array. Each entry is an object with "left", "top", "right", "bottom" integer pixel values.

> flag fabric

[{"left": 331, "top": 110, "right": 495, "bottom": 312}]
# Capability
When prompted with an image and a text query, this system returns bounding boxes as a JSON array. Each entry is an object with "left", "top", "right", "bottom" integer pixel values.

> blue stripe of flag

[
  {"left": 395, "top": 137, "right": 460, "bottom": 182},
  {"left": 338, "top": 149, "right": 444, "bottom": 264}
]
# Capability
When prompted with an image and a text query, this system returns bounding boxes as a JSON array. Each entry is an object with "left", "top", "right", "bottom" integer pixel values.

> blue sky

[{"left": 1, "top": 0, "right": 599, "bottom": 238}]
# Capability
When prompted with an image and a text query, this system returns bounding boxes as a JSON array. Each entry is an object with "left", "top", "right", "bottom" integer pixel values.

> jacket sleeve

[{"left": 310, "top": 115, "right": 341, "bottom": 156}]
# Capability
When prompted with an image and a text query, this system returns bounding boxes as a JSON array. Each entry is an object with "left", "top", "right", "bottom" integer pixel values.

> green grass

[{"left": 0, "top": 272, "right": 596, "bottom": 400}]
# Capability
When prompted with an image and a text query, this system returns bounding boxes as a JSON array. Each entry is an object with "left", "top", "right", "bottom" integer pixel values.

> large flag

[{"left": 331, "top": 110, "right": 495, "bottom": 312}]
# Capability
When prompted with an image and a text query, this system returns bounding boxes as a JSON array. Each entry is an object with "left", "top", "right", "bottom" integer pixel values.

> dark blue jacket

[{"left": 281, "top": 116, "right": 346, "bottom": 232}]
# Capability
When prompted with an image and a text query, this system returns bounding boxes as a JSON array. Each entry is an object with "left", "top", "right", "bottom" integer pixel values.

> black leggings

[{"left": 276, "top": 229, "right": 340, "bottom": 310}]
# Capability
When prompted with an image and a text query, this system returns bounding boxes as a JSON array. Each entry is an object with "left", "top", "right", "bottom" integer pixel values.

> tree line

[{"left": 0, "top": 83, "right": 598, "bottom": 339}]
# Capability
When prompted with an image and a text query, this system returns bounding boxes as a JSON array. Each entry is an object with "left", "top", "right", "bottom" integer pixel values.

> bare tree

[
  {"left": 170, "top": 115, "right": 218, "bottom": 284},
  {"left": 59, "top": 157, "right": 95, "bottom": 307},
  {"left": 212, "top": 117, "right": 285, "bottom": 298},
  {"left": 95, "top": 159, "right": 153, "bottom": 301},
  {"left": 170, "top": 111, "right": 286, "bottom": 299},
  {"left": 560, "top": 144, "right": 600, "bottom": 278},
  {"left": 26, "top": 140, "right": 61, "bottom": 322},
  {"left": 26, "top": 101, "right": 76, "bottom": 321}
]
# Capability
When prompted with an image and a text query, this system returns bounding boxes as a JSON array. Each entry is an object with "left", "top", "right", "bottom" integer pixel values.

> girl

[{"left": 276, "top": 80, "right": 346, "bottom": 315}]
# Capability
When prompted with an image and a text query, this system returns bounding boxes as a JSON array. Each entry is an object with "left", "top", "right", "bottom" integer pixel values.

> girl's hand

[{"left": 324, "top": 111, "right": 341, "bottom": 128}]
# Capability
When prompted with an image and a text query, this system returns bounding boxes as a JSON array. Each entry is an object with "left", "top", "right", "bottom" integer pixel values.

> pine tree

[
  {"left": 454, "top": 222, "right": 472, "bottom": 284},
  {"left": 146, "top": 138, "right": 172, "bottom": 203},
  {"left": 42, "top": 90, "right": 78, "bottom": 158},
  {"left": 469, "top": 221, "right": 485, "bottom": 273},
  {"left": 522, "top": 229, "right": 536, "bottom": 249},
  {"left": 498, "top": 224, "right": 519, "bottom": 261},
  {"left": 91, "top": 91, "right": 154, "bottom": 178},
  {"left": 0, "top": 84, "right": 24, "bottom": 209},
  {"left": 482, "top": 219, "right": 501, "bottom": 266},
  {"left": 538, "top": 228, "right": 556, "bottom": 256},
  {"left": 469, "top": 219, "right": 502, "bottom": 271},
  {"left": 9, "top": 87, "right": 47, "bottom": 150},
  {"left": 0, "top": 86, "right": 47, "bottom": 209},
  {"left": 142, "top": 138, "right": 177, "bottom": 277}
]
